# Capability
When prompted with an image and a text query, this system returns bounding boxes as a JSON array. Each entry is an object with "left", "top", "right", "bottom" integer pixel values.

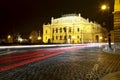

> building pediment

[{"left": 51, "top": 14, "right": 89, "bottom": 24}]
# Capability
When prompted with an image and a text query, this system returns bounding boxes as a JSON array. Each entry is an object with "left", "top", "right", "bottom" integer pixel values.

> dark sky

[{"left": 0, "top": 0, "right": 114, "bottom": 35}]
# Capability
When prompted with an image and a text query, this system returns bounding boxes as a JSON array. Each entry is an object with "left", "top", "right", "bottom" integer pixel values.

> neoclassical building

[{"left": 43, "top": 14, "right": 107, "bottom": 44}]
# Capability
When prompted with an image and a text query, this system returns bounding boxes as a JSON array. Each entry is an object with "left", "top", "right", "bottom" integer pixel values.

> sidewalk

[
  {"left": 101, "top": 71, "right": 120, "bottom": 80},
  {"left": 88, "top": 51, "right": 120, "bottom": 80},
  {"left": 102, "top": 45, "right": 120, "bottom": 54}
]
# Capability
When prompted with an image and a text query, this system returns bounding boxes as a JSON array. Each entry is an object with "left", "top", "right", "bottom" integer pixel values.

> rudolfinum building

[{"left": 43, "top": 14, "right": 107, "bottom": 44}]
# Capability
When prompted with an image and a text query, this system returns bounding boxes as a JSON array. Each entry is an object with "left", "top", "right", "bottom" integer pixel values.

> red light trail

[{"left": 0, "top": 46, "right": 83, "bottom": 72}]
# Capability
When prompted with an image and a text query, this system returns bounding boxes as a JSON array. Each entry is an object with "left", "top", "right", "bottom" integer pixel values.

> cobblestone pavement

[{"left": 0, "top": 47, "right": 120, "bottom": 80}]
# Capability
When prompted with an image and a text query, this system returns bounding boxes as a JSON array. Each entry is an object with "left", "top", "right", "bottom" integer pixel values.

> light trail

[
  {"left": 0, "top": 46, "right": 82, "bottom": 72},
  {"left": 0, "top": 43, "right": 107, "bottom": 49},
  {"left": 0, "top": 43, "right": 108, "bottom": 72}
]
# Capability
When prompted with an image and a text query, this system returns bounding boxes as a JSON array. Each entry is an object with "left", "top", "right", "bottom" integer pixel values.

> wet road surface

[{"left": 0, "top": 47, "right": 120, "bottom": 80}]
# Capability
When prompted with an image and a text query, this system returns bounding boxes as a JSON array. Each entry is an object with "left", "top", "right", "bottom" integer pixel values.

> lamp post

[{"left": 101, "top": 4, "right": 112, "bottom": 50}]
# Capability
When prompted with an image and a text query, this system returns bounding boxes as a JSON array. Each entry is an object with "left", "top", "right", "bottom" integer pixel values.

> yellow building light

[
  {"left": 7, "top": 35, "right": 11, "bottom": 39},
  {"left": 18, "top": 38, "right": 23, "bottom": 42},
  {"left": 99, "top": 37, "right": 103, "bottom": 40},
  {"left": 72, "top": 36, "right": 75, "bottom": 39},
  {"left": 29, "top": 36, "right": 32, "bottom": 39},
  {"left": 37, "top": 36, "right": 41, "bottom": 40},
  {"left": 43, "top": 14, "right": 107, "bottom": 44},
  {"left": 101, "top": 5, "right": 107, "bottom": 10}
]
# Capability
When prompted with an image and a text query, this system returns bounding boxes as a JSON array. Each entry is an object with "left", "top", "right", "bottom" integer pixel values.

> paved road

[
  {"left": 0, "top": 47, "right": 120, "bottom": 80},
  {"left": 0, "top": 46, "right": 82, "bottom": 72}
]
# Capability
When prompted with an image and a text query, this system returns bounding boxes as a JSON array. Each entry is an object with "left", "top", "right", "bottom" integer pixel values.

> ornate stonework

[
  {"left": 43, "top": 14, "right": 107, "bottom": 44},
  {"left": 114, "top": 0, "right": 120, "bottom": 12},
  {"left": 114, "top": 0, "right": 120, "bottom": 43}
]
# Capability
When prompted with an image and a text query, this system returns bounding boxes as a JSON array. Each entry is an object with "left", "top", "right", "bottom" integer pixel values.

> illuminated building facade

[
  {"left": 114, "top": 0, "right": 120, "bottom": 43},
  {"left": 43, "top": 14, "right": 107, "bottom": 44}
]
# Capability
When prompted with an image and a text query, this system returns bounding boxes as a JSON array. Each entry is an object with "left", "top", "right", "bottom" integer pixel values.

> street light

[
  {"left": 101, "top": 4, "right": 112, "bottom": 50},
  {"left": 101, "top": 4, "right": 107, "bottom": 10},
  {"left": 37, "top": 36, "right": 41, "bottom": 40},
  {"left": 7, "top": 35, "right": 11, "bottom": 39}
]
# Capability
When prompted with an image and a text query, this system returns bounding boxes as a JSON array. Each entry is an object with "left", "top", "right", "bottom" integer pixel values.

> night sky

[{"left": 0, "top": 0, "right": 114, "bottom": 35}]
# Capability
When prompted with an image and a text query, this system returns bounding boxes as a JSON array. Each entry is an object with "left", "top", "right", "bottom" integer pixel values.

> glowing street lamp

[
  {"left": 7, "top": 35, "right": 11, "bottom": 39},
  {"left": 101, "top": 4, "right": 112, "bottom": 49},
  {"left": 29, "top": 36, "right": 32, "bottom": 40},
  {"left": 101, "top": 5, "right": 107, "bottom": 10},
  {"left": 37, "top": 36, "right": 41, "bottom": 40},
  {"left": 7, "top": 35, "right": 13, "bottom": 43},
  {"left": 38, "top": 30, "right": 41, "bottom": 40}
]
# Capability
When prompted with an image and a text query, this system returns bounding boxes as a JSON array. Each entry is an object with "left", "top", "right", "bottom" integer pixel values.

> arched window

[
  {"left": 77, "top": 36, "right": 79, "bottom": 39},
  {"left": 52, "top": 28, "right": 54, "bottom": 33},
  {"left": 60, "top": 36, "right": 62, "bottom": 40},
  {"left": 69, "top": 27, "right": 72, "bottom": 33},
  {"left": 64, "top": 35, "right": 67, "bottom": 40},
  {"left": 77, "top": 28, "right": 80, "bottom": 32},
  {"left": 56, "top": 36, "right": 58, "bottom": 40},
  {"left": 69, "top": 35, "right": 71, "bottom": 39},
  {"left": 52, "top": 36, "right": 54, "bottom": 40},
  {"left": 63, "top": 27, "right": 66, "bottom": 32},
  {"left": 60, "top": 28, "right": 62, "bottom": 33},
  {"left": 46, "top": 30, "right": 47, "bottom": 34},
  {"left": 56, "top": 28, "right": 58, "bottom": 33},
  {"left": 96, "top": 35, "right": 99, "bottom": 42}
]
